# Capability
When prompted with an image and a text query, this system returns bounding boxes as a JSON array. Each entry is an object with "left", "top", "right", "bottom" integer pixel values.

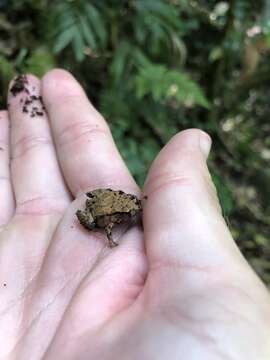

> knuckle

[
  {"left": 42, "top": 70, "right": 83, "bottom": 101},
  {"left": 146, "top": 168, "right": 221, "bottom": 211},
  {"left": 57, "top": 121, "right": 109, "bottom": 148},
  {"left": 12, "top": 135, "right": 53, "bottom": 160},
  {"left": 16, "top": 196, "right": 67, "bottom": 216},
  {"left": 147, "top": 173, "right": 201, "bottom": 197}
]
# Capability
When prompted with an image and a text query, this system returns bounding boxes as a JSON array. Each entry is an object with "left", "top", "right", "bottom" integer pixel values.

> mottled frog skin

[{"left": 76, "top": 188, "right": 142, "bottom": 248}]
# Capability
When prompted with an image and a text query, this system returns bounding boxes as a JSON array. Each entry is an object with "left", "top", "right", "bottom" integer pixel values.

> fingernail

[{"left": 199, "top": 131, "right": 212, "bottom": 158}]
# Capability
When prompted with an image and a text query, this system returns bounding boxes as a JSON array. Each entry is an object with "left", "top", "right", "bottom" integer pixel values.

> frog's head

[{"left": 76, "top": 210, "right": 96, "bottom": 230}]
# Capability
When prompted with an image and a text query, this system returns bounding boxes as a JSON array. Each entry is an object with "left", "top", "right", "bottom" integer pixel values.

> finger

[
  {"left": 41, "top": 69, "right": 138, "bottom": 196},
  {"left": 8, "top": 74, "right": 70, "bottom": 215},
  {"left": 143, "top": 129, "right": 245, "bottom": 273},
  {"left": 0, "top": 111, "right": 14, "bottom": 224}
]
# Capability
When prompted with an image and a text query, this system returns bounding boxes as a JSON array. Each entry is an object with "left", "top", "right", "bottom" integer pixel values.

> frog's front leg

[{"left": 105, "top": 223, "right": 118, "bottom": 248}]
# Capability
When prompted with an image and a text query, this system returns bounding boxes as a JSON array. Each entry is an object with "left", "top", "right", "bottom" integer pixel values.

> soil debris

[
  {"left": 22, "top": 94, "right": 45, "bottom": 117},
  {"left": 9, "top": 74, "right": 45, "bottom": 117},
  {"left": 10, "top": 74, "right": 28, "bottom": 96}
]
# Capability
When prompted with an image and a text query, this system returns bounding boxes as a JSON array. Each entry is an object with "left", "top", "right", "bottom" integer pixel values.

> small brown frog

[{"left": 76, "top": 188, "right": 142, "bottom": 248}]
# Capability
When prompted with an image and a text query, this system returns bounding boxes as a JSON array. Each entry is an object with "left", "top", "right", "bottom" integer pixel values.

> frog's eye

[{"left": 86, "top": 192, "right": 94, "bottom": 198}]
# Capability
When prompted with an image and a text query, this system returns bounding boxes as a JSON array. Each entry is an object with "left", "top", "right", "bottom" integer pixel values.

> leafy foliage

[
  {"left": 52, "top": 1, "right": 107, "bottom": 61},
  {"left": 0, "top": 0, "right": 269, "bottom": 285},
  {"left": 134, "top": 63, "right": 210, "bottom": 108},
  {"left": 23, "top": 47, "right": 56, "bottom": 76}
]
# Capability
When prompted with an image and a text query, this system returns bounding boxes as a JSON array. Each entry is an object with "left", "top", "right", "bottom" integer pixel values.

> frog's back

[{"left": 88, "top": 189, "right": 141, "bottom": 217}]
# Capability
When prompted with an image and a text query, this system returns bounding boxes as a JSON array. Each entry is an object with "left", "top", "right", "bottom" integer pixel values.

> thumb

[
  {"left": 143, "top": 129, "right": 249, "bottom": 275},
  {"left": 142, "top": 129, "right": 270, "bottom": 360}
]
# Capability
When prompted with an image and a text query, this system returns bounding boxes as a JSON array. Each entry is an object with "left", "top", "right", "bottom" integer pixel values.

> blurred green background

[{"left": 0, "top": 0, "right": 269, "bottom": 285}]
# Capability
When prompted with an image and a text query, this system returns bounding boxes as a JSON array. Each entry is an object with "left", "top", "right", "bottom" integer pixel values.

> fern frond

[
  {"left": 134, "top": 63, "right": 210, "bottom": 108},
  {"left": 52, "top": 1, "right": 107, "bottom": 61}
]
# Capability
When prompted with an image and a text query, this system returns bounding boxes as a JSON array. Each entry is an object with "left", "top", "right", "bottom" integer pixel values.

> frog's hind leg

[{"left": 105, "top": 223, "right": 118, "bottom": 248}]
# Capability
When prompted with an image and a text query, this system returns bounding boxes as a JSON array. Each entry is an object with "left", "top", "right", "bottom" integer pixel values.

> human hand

[{"left": 1, "top": 70, "right": 269, "bottom": 360}]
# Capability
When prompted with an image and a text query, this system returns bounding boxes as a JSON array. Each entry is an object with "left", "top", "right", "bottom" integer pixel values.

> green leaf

[
  {"left": 211, "top": 172, "right": 233, "bottom": 217},
  {"left": 85, "top": 3, "right": 107, "bottom": 48},
  {"left": 53, "top": 25, "right": 76, "bottom": 53},
  {"left": 134, "top": 62, "right": 210, "bottom": 108},
  {"left": 72, "top": 29, "right": 85, "bottom": 62},
  {"left": 133, "top": 48, "right": 151, "bottom": 67},
  {"left": 135, "top": 0, "right": 181, "bottom": 29},
  {"left": 14, "top": 48, "right": 28, "bottom": 67},
  {"left": 78, "top": 14, "right": 97, "bottom": 50},
  {"left": 53, "top": 5, "right": 75, "bottom": 35},
  {"left": 0, "top": 55, "right": 15, "bottom": 89},
  {"left": 24, "top": 47, "right": 55, "bottom": 76},
  {"left": 52, "top": 2, "right": 106, "bottom": 60},
  {"left": 110, "top": 41, "right": 131, "bottom": 82}
]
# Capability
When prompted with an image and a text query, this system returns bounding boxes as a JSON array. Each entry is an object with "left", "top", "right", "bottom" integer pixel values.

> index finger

[{"left": 41, "top": 69, "right": 138, "bottom": 197}]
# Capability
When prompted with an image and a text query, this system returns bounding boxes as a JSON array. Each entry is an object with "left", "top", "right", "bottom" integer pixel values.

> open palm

[{"left": 0, "top": 70, "right": 269, "bottom": 360}]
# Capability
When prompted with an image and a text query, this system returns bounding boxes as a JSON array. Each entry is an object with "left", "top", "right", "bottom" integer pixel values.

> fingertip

[
  {"left": 42, "top": 68, "right": 73, "bottom": 82},
  {"left": 8, "top": 73, "right": 39, "bottom": 91},
  {"left": 42, "top": 68, "right": 84, "bottom": 101},
  {"left": 23, "top": 73, "right": 40, "bottom": 83},
  {"left": 144, "top": 128, "right": 212, "bottom": 194},
  {"left": 166, "top": 128, "right": 211, "bottom": 158},
  {"left": 7, "top": 74, "right": 41, "bottom": 109},
  {"left": 199, "top": 131, "right": 212, "bottom": 158}
]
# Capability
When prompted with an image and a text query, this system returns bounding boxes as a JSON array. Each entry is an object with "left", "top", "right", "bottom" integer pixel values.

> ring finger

[{"left": 8, "top": 74, "right": 71, "bottom": 217}]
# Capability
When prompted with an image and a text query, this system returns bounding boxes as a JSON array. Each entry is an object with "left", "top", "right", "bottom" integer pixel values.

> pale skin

[{"left": 0, "top": 70, "right": 269, "bottom": 360}]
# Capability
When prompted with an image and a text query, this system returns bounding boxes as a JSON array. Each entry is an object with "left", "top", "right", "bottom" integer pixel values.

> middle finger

[{"left": 41, "top": 69, "right": 138, "bottom": 197}]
